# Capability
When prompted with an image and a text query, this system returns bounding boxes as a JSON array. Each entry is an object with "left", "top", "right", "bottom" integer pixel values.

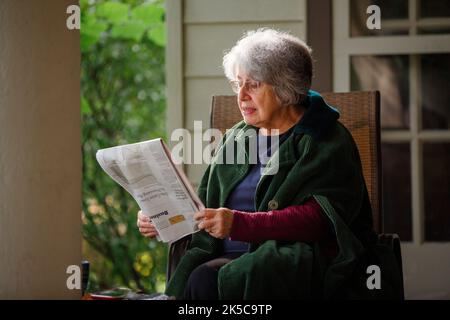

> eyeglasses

[{"left": 229, "top": 79, "right": 262, "bottom": 94}]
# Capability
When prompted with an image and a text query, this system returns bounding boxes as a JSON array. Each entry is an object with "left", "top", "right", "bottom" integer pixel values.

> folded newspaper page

[{"left": 96, "top": 138, "right": 204, "bottom": 243}]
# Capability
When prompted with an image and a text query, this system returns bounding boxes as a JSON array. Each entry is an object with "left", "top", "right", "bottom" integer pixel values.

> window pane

[
  {"left": 419, "top": 27, "right": 450, "bottom": 35},
  {"left": 351, "top": 55, "right": 410, "bottom": 129},
  {"left": 382, "top": 143, "right": 412, "bottom": 241},
  {"left": 424, "top": 143, "right": 450, "bottom": 241},
  {"left": 420, "top": 0, "right": 450, "bottom": 18},
  {"left": 350, "top": 0, "right": 409, "bottom": 37},
  {"left": 421, "top": 54, "right": 450, "bottom": 130}
]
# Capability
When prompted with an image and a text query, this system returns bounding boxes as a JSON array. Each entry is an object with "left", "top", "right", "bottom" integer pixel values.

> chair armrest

[
  {"left": 378, "top": 234, "right": 402, "bottom": 270},
  {"left": 378, "top": 233, "right": 404, "bottom": 299},
  {"left": 166, "top": 235, "right": 192, "bottom": 282}
]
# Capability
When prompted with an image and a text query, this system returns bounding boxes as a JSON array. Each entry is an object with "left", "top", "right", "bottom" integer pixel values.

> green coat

[{"left": 165, "top": 91, "right": 403, "bottom": 300}]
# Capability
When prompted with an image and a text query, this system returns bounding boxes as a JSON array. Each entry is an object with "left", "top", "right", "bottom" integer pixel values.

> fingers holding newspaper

[
  {"left": 194, "top": 208, "right": 234, "bottom": 239},
  {"left": 137, "top": 210, "right": 159, "bottom": 239}
]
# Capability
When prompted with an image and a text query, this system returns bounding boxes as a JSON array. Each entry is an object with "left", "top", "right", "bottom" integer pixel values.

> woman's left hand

[{"left": 194, "top": 207, "right": 234, "bottom": 239}]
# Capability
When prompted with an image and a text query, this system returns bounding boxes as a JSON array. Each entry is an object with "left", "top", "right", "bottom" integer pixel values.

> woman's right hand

[{"left": 137, "top": 211, "right": 159, "bottom": 239}]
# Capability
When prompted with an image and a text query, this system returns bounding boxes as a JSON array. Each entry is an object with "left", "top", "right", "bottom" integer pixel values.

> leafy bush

[{"left": 81, "top": 0, "right": 167, "bottom": 293}]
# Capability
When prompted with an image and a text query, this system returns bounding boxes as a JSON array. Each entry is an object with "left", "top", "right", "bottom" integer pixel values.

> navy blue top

[{"left": 223, "top": 127, "right": 294, "bottom": 253}]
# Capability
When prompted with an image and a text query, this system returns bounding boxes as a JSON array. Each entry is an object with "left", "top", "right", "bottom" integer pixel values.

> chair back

[{"left": 210, "top": 91, "right": 382, "bottom": 233}]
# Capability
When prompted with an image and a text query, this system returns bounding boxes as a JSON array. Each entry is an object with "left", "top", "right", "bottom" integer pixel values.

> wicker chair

[{"left": 167, "top": 91, "right": 404, "bottom": 298}]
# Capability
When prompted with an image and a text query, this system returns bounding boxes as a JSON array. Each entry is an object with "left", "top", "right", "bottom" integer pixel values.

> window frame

[{"left": 333, "top": 0, "right": 450, "bottom": 244}]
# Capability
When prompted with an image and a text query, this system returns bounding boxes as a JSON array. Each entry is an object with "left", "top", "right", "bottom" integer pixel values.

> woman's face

[{"left": 236, "top": 71, "right": 283, "bottom": 129}]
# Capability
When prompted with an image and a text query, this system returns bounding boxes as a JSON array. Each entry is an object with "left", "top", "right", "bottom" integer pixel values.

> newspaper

[{"left": 96, "top": 138, "right": 204, "bottom": 243}]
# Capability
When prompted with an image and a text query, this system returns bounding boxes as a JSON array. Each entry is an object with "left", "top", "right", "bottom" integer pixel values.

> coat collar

[
  {"left": 231, "top": 90, "right": 340, "bottom": 171},
  {"left": 293, "top": 90, "right": 340, "bottom": 140},
  {"left": 234, "top": 90, "right": 340, "bottom": 143}
]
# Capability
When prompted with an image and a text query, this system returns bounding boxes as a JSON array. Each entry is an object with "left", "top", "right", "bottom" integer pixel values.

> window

[{"left": 334, "top": 0, "right": 450, "bottom": 242}]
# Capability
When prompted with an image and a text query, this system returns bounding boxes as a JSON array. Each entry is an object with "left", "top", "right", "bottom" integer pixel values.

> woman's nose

[{"left": 238, "top": 86, "right": 251, "bottom": 101}]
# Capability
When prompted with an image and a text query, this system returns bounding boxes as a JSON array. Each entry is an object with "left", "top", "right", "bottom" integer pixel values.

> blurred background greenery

[{"left": 80, "top": 0, "right": 167, "bottom": 293}]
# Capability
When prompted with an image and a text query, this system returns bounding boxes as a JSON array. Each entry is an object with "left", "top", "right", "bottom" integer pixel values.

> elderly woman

[{"left": 137, "top": 29, "right": 402, "bottom": 299}]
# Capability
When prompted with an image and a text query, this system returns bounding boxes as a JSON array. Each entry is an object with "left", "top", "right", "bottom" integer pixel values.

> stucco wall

[{"left": 0, "top": 0, "right": 81, "bottom": 299}]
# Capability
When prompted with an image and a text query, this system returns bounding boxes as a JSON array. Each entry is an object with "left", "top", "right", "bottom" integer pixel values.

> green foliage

[
  {"left": 96, "top": 2, "right": 129, "bottom": 24},
  {"left": 81, "top": 0, "right": 167, "bottom": 293}
]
